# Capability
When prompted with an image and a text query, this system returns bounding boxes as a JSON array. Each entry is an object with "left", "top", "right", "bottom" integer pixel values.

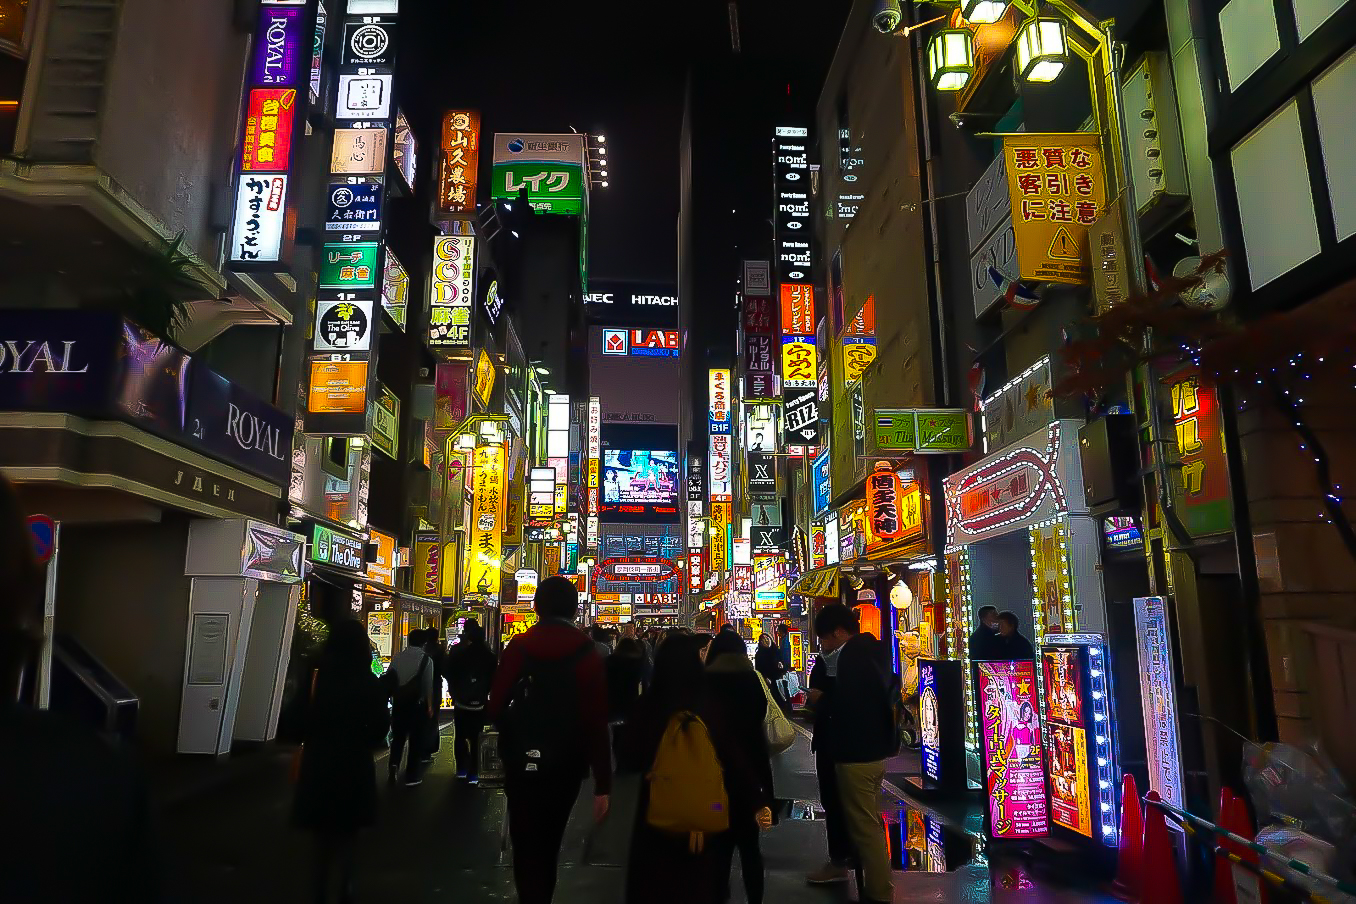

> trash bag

[{"left": 1243, "top": 741, "right": 1356, "bottom": 846}]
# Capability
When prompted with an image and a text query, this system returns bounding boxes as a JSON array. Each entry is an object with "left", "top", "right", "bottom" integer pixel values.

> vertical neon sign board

[
  {"left": 229, "top": 1, "right": 311, "bottom": 264},
  {"left": 977, "top": 660, "right": 1049, "bottom": 839},
  {"left": 919, "top": 661, "right": 941, "bottom": 782},
  {"left": 1133, "top": 598, "right": 1183, "bottom": 810}
]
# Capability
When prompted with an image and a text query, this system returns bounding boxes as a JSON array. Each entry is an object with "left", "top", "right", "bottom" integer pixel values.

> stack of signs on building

[
  {"left": 308, "top": 0, "right": 401, "bottom": 435},
  {"left": 774, "top": 127, "right": 818, "bottom": 450},
  {"left": 228, "top": 0, "right": 314, "bottom": 266}
]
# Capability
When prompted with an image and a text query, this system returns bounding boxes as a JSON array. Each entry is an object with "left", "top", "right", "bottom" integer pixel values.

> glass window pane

[
  {"left": 1219, "top": 0, "right": 1281, "bottom": 89},
  {"left": 1230, "top": 100, "right": 1322, "bottom": 287},
  {"left": 1311, "top": 46, "right": 1356, "bottom": 241}
]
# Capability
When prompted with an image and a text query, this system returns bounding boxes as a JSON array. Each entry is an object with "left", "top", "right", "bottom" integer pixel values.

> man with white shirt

[{"left": 387, "top": 628, "right": 434, "bottom": 786}]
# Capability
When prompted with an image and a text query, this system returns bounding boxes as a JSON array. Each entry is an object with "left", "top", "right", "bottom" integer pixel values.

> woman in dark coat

[
  {"left": 706, "top": 630, "right": 776, "bottom": 904},
  {"left": 754, "top": 633, "right": 791, "bottom": 717},
  {"left": 624, "top": 635, "right": 769, "bottom": 904},
  {"left": 292, "top": 619, "right": 388, "bottom": 904},
  {"left": 608, "top": 637, "right": 648, "bottom": 769}
]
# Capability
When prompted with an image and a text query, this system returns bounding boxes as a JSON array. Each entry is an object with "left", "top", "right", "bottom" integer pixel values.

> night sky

[{"left": 401, "top": 0, "right": 849, "bottom": 286}]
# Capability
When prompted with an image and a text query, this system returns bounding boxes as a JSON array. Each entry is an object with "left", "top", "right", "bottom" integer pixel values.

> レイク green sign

[
  {"left": 490, "top": 164, "right": 583, "bottom": 214},
  {"left": 320, "top": 242, "right": 379, "bottom": 289},
  {"left": 873, "top": 408, "right": 971, "bottom": 453}
]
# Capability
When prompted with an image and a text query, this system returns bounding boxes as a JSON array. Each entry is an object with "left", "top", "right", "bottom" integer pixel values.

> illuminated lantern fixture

[
  {"left": 962, "top": 0, "right": 1009, "bottom": 25},
  {"left": 1015, "top": 17, "right": 1068, "bottom": 83},
  {"left": 928, "top": 29, "right": 975, "bottom": 91}
]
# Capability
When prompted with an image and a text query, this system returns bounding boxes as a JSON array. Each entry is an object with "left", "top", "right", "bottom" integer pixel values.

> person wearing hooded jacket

[
  {"left": 444, "top": 618, "right": 497, "bottom": 782},
  {"left": 705, "top": 630, "right": 776, "bottom": 904}
]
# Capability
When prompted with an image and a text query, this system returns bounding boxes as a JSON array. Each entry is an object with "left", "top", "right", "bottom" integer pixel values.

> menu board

[
  {"left": 976, "top": 660, "right": 1049, "bottom": 839},
  {"left": 1043, "top": 647, "right": 1093, "bottom": 837}
]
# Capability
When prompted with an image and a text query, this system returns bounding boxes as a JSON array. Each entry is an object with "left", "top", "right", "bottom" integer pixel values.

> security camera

[{"left": 872, "top": 0, "right": 902, "bottom": 34}]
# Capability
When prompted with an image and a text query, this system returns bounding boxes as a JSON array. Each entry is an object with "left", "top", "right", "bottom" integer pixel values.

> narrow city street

[{"left": 160, "top": 725, "right": 1117, "bottom": 904}]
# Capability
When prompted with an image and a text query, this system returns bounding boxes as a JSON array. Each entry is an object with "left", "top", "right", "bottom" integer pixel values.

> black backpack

[
  {"left": 451, "top": 647, "right": 492, "bottom": 710},
  {"left": 498, "top": 639, "right": 594, "bottom": 774}
]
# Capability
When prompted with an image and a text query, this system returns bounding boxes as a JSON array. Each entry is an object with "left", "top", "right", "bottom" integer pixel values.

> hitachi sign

[{"left": 585, "top": 292, "right": 678, "bottom": 306}]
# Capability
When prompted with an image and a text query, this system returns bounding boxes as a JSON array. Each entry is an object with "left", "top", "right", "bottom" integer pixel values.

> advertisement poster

[
  {"left": 307, "top": 359, "right": 367, "bottom": 414},
  {"left": 463, "top": 444, "right": 505, "bottom": 603},
  {"left": 1044, "top": 648, "right": 1092, "bottom": 836},
  {"left": 366, "top": 610, "right": 393, "bottom": 658},
  {"left": 919, "top": 661, "right": 941, "bottom": 782},
  {"left": 412, "top": 533, "right": 439, "bottom": 599},
  {"left": 977, "top": 660, "right": 1049, "bottom": 838}
]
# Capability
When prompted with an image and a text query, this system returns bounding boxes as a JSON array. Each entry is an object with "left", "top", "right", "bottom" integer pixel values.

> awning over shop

[{"left": 792, "top": 565, "right": 839, "bottom": 599}]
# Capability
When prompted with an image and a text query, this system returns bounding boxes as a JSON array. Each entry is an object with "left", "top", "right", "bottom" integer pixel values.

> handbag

[{"left": 759, "top": 674, "right": 796, "bottom": 755}]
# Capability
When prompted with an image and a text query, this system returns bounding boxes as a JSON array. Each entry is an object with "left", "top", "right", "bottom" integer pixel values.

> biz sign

[{"left": 708, "top": 434, "right": 732, "bottom": 502}]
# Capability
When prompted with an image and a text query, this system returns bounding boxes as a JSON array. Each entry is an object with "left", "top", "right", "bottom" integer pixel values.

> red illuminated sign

[
  {"left": 242, "top": 88, "right": 297, "bottom": 172},
  {"left": 780, "top": 283, "right": 815, "bottom": 336},
  {"left": 598, "top": 556, "right": 679, "bottom": 584}
]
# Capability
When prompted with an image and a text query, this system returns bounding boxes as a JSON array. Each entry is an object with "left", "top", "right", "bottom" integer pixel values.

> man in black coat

[
  {"left": 968, "top": 605, "right": 1002, "bottom": 661},
  {"left": 810, "top": 604, "right": 897, "bottom": 904},
  {"left": 996, "top": 610, "right": 1037, "bottom": 660}
]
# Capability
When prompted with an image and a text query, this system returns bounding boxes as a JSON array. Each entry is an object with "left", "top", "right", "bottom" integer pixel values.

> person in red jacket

[{"left": 489, "top": 575, "right": 611, "bottom": 904}]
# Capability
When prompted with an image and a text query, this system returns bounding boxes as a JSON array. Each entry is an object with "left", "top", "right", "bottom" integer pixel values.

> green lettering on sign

[{"left": 320, "top": 242, "right": 380, "bottom": 289}]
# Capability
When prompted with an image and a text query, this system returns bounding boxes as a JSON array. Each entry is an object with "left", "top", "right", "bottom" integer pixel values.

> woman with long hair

[
  {"left": 754, "top": 632, "right": 791, "bottom": 717},
  {"left": 292, "top": 618, "right": 388, "bottom": 904},
  {"left": 625, "top": 635, "right": 768, "bottom": 904},
  {"left": 706, "top": 631, "right": 775, "bottom": 904}
]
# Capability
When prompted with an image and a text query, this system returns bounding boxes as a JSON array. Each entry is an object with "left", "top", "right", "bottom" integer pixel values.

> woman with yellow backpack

[{"left": 623, "top": 634, "right": 772, "bottom": 904}]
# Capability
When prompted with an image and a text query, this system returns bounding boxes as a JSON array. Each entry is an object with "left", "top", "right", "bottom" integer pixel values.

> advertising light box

[
  {"left": 320, "top": 242, "right": 379, "bottom": 289},
  {"left": 331, "top": 128, "right": 388, "bottom": 174},
  {"left": 252, "top": 6, "right": 305, "bottom": 86},
  {"left": 325, "top": 180, "right": 383, "bottom": 232},
  {"left": 230, "top": 175, "right": 288, "bottom": 263},
  {"left": 313, "top": 298, "right": 373, "bottom": 352},
  {"left": 1042, "top": 634, "right": 1120, "bottom": 845},
  {"left": 976, "top": 659, "right": 1049, "bottom": 839},
  {"left": 337, "top": 73, "right": 392, "bottom": 120},
  {"left": 241, "top": 88, "right": 297, "bottom": 172},
  {"left": 342, "top": 18, "right": 397, "bottom": 68},
  {"left": 603, "top": 450, "right": 679, "bottom": 506}
]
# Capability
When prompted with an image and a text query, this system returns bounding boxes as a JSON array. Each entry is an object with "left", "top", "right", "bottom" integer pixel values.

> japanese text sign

[
  {"left": 438, "top": 110, "right": 480, "bottom": 215},
  {"left": 242, "top": 89, "right": 297, "bottom": 172},
  {"left": 709, "top": 501, "right": 731, "bottom": 573},
  {"left": 780, "top": 283, "right": 815, "bottom": 336},
  {"left": 866, "top": 464, "right": 908, "bottom": 542},
  {"left": 742, "top": 296, "right": 775, "bottom": 334},
  {"left": 429, "top": 235, "right": 474, "bottom": 347},
  {"left": 1003, "top": 133, "right": 1106, "bottom": 284},
  {"left": 977, "top": 660, "right": 1050, "bottom": 839},
  {"left": 1166, "top": 365, "right": 1232, "bottom": 537},
  {"left": 708, "top": 369, "right": 731, "bottom": 435},
  {"left": 781, "top": 337, "right": 817, "bottom": 388},
  {"left": 331, "top": 128, "right": 388, "bottom": 174},
  {"left": 464, "top": 444, "right": 505, "bottom": 602},
  {"left": 843, "top": 341, "right": 876, "bottom": 385},
  {"left": 319, "top": 242, "right": 378, "bottom": 289}
]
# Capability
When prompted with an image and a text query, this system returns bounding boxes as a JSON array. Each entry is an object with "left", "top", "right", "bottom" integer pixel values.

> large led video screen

[
  {"left": 603, "top": 450, "right": 679, "bottom": 505},
  {"left": 600, "top": 424, "right": 679, "bottom": 523}
]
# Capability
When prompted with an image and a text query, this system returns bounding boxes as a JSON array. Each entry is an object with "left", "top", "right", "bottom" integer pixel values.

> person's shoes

[{"left": 805, "top": 863, "right": 851, "bottom": 884}]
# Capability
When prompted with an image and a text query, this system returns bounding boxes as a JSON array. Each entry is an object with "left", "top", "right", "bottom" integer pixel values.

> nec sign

[
  {"left": 586, "top": 292, "right": 677, "bottom": 307},
  {"left": 600, "top": 328, "right": 681, "bottom": 358}
]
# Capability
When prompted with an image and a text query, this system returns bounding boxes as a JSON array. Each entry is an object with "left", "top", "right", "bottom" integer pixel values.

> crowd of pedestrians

[{"left": 0, "top": 472, "right": 911, "bottom": 904}]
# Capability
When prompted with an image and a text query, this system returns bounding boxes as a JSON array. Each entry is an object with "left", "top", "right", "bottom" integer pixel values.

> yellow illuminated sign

[
  {"left": 464, "top": 444, "right": 505, "bottom": 601},
  {"left": 1003, "top": 132, "right": 1107, "bottom": 285}
]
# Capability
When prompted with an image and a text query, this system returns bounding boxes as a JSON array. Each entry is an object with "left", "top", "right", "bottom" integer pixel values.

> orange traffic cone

[
  {"left": 1111, "top": 773, "right": 1144, "bottom": 901},
  {"left": 1214, "top": 787, "right": 1267, "bottom": 904},
  {"left": 1141, "top": 790, "right": 1185, "bottom": 904}
]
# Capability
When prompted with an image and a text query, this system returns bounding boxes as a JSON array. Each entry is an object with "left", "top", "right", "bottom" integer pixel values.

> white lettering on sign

[
  {"left": 0, "top": 340, "right": 88, "bottom": 374},
  {"left": 584, "top": 292, "right": 678, "bottom": 306},
  {"left": 226, "top": 402, "right": 285, "bottom": 461}
]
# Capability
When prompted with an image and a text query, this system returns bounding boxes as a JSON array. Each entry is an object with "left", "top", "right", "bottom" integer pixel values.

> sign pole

[{"left": 37, "top": 521, "right": 59, "bottom": 709}]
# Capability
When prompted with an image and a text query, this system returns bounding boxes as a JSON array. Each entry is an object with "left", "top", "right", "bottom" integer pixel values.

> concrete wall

[
  {"left": 53, "top": 516, "right": 194, "bottom": 753},
  {"left": 816, "top": 1, "right": 932, "bottom": 497},
  {"left": 97, "top": 0, "right": 249, "bottom": 262},
  {"left": 1236, "top": 367, "right": 1356, "bottom": 746}
]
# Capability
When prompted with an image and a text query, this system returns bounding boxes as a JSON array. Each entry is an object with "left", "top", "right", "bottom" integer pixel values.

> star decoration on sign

[{"left": 1025, "top": 383, "right": 1045, "bottom": 412}]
